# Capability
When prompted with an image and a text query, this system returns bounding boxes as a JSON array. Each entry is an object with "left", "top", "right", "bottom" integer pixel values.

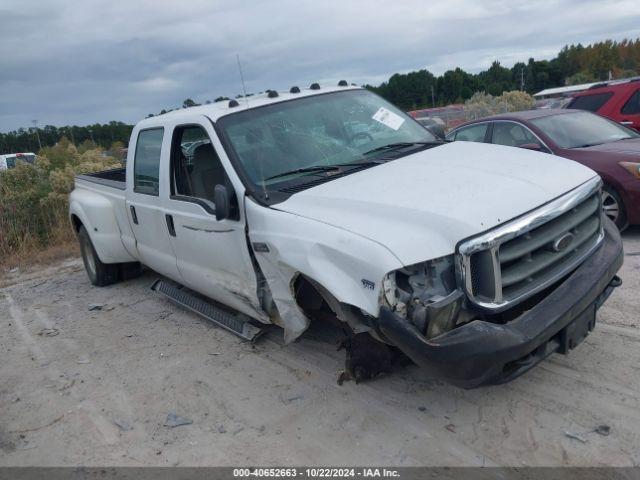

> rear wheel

[
  {"left": 78, "top": 226, "right": 119, "bottom": 286},
  {"left": 601, "top": 185, "right": 627, "bottom": 230}
]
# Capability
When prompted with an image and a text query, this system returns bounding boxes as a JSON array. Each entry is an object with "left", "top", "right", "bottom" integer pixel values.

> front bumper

[{"left": 377, "top": 218, "right": 624, "bottom": 389}]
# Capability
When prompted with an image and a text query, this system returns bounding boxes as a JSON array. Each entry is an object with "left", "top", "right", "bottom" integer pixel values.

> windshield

[
  {"left": 531, "top": 111, "right": 639, "bottom": 149},
  {"left": 217, "top": 89, "right": 437, "bottom": 189}
]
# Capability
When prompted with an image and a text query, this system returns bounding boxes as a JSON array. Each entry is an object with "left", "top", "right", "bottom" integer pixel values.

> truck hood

[{"left": 272, "top": 141, "right": 598, "bottom": 266}]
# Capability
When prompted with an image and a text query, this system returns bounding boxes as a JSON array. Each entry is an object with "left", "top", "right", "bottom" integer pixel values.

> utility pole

[
  {"left": 520, "top": 67, "right": 525, "bottom": 91},
  {"left": 431, "top": 84, "right": 435, "bottom": 108},
  {"left": 32, "top": 119, "right": 42, "bottom": 151}
]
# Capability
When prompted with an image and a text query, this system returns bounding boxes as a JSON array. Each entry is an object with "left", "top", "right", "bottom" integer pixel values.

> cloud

[{"left": 0, "top": 0, "right": 639, "bottom": 131}]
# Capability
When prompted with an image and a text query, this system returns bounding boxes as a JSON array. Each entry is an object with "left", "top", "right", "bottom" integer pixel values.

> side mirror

[
  {"left": 519, "top": 142, "right": 543, "bottom": 151},
  {"left": 214, "top": 184, "right": 231, "bottom": 221}
]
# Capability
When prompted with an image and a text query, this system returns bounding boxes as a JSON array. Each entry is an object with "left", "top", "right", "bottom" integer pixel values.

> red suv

[{"left": 568, "top": 78, "right": 640, "bottom": 132}]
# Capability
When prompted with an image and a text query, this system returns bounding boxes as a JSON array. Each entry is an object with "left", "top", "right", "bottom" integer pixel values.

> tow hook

[{"left": 337, "top": 334, "right": 394, "bottom": 385}]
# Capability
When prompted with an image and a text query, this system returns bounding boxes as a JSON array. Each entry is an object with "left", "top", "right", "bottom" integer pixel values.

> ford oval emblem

[{"left": 551, "top": 232, "right": 574, "bottom": 252}]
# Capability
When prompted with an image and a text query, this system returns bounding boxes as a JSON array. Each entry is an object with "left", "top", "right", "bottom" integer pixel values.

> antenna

[
  {"left": 32, "top": 119, "right": 42, "bottom": 150},
  {"left": 236, "top": 54, "right": 249, "bottom": 108},
  {"left": 236, "top": 53, "right": 267, "bottom": 199}
]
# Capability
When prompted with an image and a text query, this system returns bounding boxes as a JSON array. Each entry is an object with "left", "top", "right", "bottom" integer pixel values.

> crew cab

[{"left": 69, "top": 84, "right": 623, "bottom": 388}]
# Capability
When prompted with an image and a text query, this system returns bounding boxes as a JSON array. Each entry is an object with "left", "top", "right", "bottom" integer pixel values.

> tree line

[
  {"left": 366, "top": 38, "right": 640, "bottom": 110},
  {"left": 2, "top": 38, "right": 639, "bottom": 153},
  {"left": 0, "top": 121, "right": 133, "bottom": 155}
]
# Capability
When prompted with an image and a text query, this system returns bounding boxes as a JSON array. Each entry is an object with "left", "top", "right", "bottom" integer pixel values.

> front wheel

[
  {"left": 78, "top": 226, "right": 119, "bottom": 286},
  {"left": 601, "top": 185, "right": 627, "bottom": 231}
]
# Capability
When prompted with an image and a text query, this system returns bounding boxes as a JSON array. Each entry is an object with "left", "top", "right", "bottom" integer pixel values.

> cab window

[
  {"left": 133, "top": 128, "right": 164, "bottom": 195},
  {"left": 171, "top": 125, "right": 229, "bottom": 204}
]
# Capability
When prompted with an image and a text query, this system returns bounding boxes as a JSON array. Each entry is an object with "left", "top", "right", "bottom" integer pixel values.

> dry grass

[
  {"left": 1, "top": 235, "right": 79, "bottom": 273},
  {"left": 0, "top": 139, "right": 120, "bottom": 279},
  {"left": 0, "top": 200, "right": 77, "bottom": 269},
  {"left": 0, "top": 208, "right": 80, "bottom": 285}
]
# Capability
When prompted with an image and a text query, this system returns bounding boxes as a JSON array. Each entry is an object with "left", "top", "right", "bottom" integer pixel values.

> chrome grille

[{"left": 458, "top": 177, "right": 603, "bottom": 311}]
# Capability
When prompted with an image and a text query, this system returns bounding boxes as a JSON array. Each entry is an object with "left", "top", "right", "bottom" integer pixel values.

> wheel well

[
  {"left": 292, "top": 274, "right": 327, "bottom": 313},
  {"left": 70, "top": 214, "right": 83, "bottom": 233},
  {"left": 291, "top": 274, "right": 372, "bottom": 333}
]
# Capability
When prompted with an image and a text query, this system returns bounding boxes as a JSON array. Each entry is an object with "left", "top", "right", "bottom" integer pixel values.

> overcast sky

[{"left": 1, "top": 0, "right": 639, "bottom": 132}]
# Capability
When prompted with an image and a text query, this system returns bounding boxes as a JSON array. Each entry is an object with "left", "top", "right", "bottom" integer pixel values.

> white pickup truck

[{"left": 70, "top": 84, "right": 623, "bottom": 388}]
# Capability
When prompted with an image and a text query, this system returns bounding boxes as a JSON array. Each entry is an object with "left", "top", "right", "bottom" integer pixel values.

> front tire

[
  {"left": 601, "top": 185, "right": 627, "bottom": 231},
  {"left": 78, "top": 226, "right": 119, "bottom": 286}
]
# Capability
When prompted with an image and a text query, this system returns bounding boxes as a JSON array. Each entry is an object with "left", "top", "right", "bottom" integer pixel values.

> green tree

[{"left": 182, "top": 98, "right": 200, "bottom": 108}]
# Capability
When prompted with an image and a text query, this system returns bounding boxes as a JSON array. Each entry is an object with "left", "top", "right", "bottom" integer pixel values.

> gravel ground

[{"left": 1, "top": 227, "right": 639, "bottom": 467}]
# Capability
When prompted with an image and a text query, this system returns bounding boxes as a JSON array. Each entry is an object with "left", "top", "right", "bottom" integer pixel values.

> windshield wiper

[
  {"left": 266, "top": 159, "right": 389, "bottom": 182},
  {"left": 362, "top": 141, "right": 441, "bottom": 156},
  {"left": 334, "top": 160, "right": 385, "bottom": 167},
  {"left": 264, "top": 165, "right": 342, "bottom": 181},
  {"left": 574, "top": 142, "right": 604, "bottom": 148}
]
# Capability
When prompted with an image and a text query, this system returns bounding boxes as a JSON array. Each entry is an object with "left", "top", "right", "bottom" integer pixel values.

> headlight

[
  {"left": 382, "top": 255, "right": 472, "bottom": 338},
  {"left": 619, "top": 161, "right": 640, "bottom": 179}
]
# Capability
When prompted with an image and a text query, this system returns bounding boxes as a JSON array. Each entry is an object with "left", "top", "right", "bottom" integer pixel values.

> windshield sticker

[{"left": 372, "top": 107, "right": 405, "bottom": 130}]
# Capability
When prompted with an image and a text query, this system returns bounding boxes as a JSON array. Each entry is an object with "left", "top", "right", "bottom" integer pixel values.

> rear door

[
  {"left": 125, "top": 126, "right": 181, "bottom": 280},
  {"left": 161, "top": 118, "right": 263, "bottom": 320}
]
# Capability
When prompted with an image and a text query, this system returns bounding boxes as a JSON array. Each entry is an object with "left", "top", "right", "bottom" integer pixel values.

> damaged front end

[
  {"left": 381, "top": 255, "right": 476, "bottom": 340},
  {"left": 375, "top": 216, "right": 624, "bottom": 389}
]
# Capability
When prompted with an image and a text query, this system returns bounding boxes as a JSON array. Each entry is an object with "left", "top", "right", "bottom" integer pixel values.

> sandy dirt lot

[{"left": 1, "top": 228, "right": 639, "bottom": 467}]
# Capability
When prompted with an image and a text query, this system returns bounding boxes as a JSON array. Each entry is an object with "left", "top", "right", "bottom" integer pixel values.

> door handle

[
  {"left": 165, "top": 214, "right": 176, "bottom": 237},
  {"left": 130, "top": 205, "right": 138, "bottom": 224},
  {"left": 620, "top": 121, "right": 634, "bottom": 126}
]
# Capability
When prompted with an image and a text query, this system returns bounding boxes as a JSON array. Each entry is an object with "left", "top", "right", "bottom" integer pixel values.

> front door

[{"left": 162, "top": 121, "right": 263, "bottom": 320}]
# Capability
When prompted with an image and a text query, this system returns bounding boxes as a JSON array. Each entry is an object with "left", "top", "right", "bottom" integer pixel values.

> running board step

[{"left": 151, "top": 279, "right": 264, "bottom": 341}]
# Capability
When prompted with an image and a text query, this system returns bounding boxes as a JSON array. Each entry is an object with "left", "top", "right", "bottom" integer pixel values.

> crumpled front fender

[{"left": 245, "top": 199, "right": 404, "bottom": 343}]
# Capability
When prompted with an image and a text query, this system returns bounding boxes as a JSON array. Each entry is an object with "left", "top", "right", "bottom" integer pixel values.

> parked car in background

[
  {"left": 535, "top": 96, "right": 573, "bottom": 110},
  {"left": 414, "top": 116, "right": 446, "bottom": 139},
  {"left": 0, "top": 152, "right": 36, "bottom": 170},
  {"left": 567, "top": 78, "right": 640, "bottom": 132},
  {"left": 446, "top": 109, "right": 640, "bottom": 229}
]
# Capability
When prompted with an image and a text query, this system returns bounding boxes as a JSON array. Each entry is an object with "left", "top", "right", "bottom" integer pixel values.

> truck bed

[{"left": 76, "top": 167, "right": 126, "bottom": 190}]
